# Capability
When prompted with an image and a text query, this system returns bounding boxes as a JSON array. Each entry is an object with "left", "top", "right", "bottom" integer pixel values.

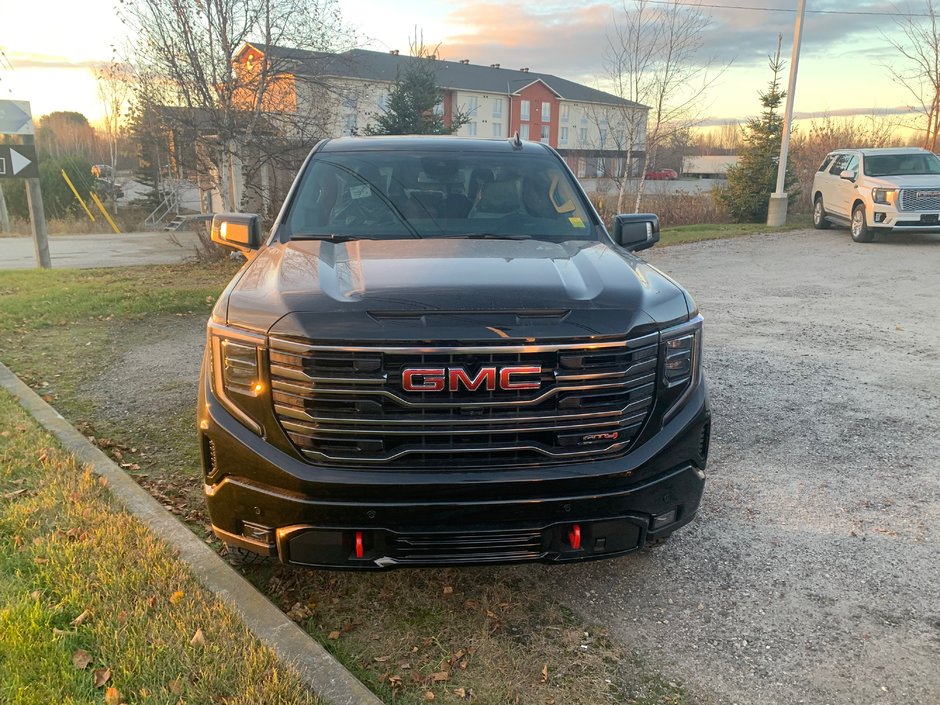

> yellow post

[
  {"left": 89, "top": 191, "right": 121, "bottom": 234},
  {"left": 60, "top": 169, "right": 96, "bottom": 222}
]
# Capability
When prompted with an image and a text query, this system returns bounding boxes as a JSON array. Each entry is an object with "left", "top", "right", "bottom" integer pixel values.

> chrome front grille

[
  {"left": 898, "top": 188, "right": 940, "bottom": 211},
  {"left": 268, "top": 335, "right": 659, "bottom": 468}
]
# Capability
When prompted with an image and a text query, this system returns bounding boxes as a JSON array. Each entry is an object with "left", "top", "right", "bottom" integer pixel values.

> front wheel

[
  {"left": 813, "top": 197, "right": 831, "bottom": 229},
  {"left": 851, "top": 204, "right": 875, "bottom": 243}
]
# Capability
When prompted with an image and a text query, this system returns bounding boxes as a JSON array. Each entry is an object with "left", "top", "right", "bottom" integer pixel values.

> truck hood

[
  {"left": 224, "top": 238, "right": 690, "bottom": 341},
  {"left": 865, "top": 175, "right": 940, "bottom": 188}
]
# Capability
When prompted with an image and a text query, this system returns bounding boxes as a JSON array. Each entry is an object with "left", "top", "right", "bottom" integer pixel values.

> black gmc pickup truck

[{"left": 199, "top": 136, "right": 710, "bottom": 569}]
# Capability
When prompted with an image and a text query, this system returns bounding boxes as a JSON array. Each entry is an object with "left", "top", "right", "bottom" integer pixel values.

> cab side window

[
  {"left": 818, "top": 154, "right": 835, "bottom": 172},
  {"left": 845, "top": 155, "right": 859, "bottom": 177},
  {"left": 828, "top": 154, "right": 850, "bottom": 176}
]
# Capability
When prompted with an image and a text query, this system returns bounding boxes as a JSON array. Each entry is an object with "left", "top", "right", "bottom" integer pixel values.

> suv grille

[
  {"left": 898, "top": 188, "right": 940, "bottom": 211},
  {"left": 268, "top": 335, "right": 659, "bottom": 469}
]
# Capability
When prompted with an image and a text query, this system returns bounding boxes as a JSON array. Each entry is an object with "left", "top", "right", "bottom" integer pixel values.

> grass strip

[
  {"left": 0, "top": 389, "right": 316, "bottom": 705},
  {"left": 660, "top": 215, "right": 812, "bottom": 246}
]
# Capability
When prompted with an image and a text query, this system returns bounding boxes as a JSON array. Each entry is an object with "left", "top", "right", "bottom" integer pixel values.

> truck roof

[{"left": 318, "top": 135, "right": 554, "bottom": 154}]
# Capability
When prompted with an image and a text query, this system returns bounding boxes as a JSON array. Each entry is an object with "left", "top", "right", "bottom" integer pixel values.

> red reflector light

[
  {"left": 568, "top": 524, "right": 581, "bottom": 550},
  {"left": 355, "top": 531, "right": 364, "bottom": 558}
]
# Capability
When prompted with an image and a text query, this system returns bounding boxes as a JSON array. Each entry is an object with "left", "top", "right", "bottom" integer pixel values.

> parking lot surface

[
  {"left": 0, "top": 231, "right": 202, "bottom": 269},
  {"left": 550, "top": 228, "right": 940, "bottom": 704}
]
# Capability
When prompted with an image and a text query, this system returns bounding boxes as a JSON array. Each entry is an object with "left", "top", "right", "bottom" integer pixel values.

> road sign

[
  {"left": 0, "top": 100, "right": 34, "bottom": 136},
  {"left": 0, "top": 145, "right": 39, "bottom": 179}
]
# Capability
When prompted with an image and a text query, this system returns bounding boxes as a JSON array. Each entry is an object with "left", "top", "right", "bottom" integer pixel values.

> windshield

[
  {"left": 283, "top": 149, "right": 596, "bottom": 240},
  {"left": 863, "top": 152, "right": 940, "bottom": 177}
]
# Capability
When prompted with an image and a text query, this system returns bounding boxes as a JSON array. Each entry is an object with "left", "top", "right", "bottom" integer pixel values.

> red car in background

[{"left": 645, "top": 168, "right": 678, "bottom": 180}]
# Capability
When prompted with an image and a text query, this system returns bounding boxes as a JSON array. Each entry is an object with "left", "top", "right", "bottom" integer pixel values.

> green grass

[
  {"left": 0, "top": 390, "right": 316, "bottom": 705},
  {"left": 660, "top": 215, "right": 812, "bottom": 246}
]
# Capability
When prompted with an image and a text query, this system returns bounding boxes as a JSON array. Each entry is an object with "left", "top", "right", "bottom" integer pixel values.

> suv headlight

[
  {"left": 872, "top": 188, "right": 898, "bottom": 206},
  {"left": 660, "top": 314, "right": 703, "bottom": 423},
  {"left": 208, "top": 321, "right": 267, "bottom": 434}
]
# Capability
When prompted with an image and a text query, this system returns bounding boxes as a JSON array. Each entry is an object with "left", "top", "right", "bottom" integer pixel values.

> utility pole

[{"left": 767, "top": 0, "right": 807, "bottom": 227}]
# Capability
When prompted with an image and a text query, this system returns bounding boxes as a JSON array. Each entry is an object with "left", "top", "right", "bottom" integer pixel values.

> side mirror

[
  {"left": 211, "top": 213, "right": 263, "bottom": 251},
  {"left": 612, "top": 213, "right": 660, "bottom": 252},
  {"left": 839, "top": 169, "right": 856, "bottom": 182}
]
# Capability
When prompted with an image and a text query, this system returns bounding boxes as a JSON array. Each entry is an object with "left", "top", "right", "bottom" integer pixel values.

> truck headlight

[
  {"left": 660, "top": 315, "right": 703, "bottom": 423},
  {"left": 872, "top": 188, "right": 898, "bottom": 206},
  {"left": 208, "top": 321, "right": 267, "bottom": 434}
]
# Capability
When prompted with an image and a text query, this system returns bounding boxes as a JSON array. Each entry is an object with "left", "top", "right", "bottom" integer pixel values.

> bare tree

[
  {"left": 121, "top": 0, "right": 354, "bottom": 212},
  {"left": 882, "top": 0, "right": 940, "bottom": 151},
  {"left": 96, "top": 61, "right": 130, "bottom": 208},
  {"left": 603, "top": 0, "right": 725, "bottom": 212}
]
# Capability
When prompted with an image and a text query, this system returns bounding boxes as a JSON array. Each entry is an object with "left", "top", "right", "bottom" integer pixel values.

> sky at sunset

[{"left": 0, "top": 0, "right": 929, "bottom": 130}]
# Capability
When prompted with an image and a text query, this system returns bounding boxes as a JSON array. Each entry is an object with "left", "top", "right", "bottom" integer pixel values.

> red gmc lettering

[
  {"left": 499, "top": 365, "right": 542, "bottom": 390},
  {"left": 402, "top": 368, "right": 445, "bottom": 391},
  {"left": 448, "top": 367, "right": 497, "bottom": 391}
]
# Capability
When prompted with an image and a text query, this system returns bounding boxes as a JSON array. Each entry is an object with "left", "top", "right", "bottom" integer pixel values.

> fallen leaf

[
  {"left": 98, "top": 476, "right": 108, "bottom": 487},
  {"left": 169, "top": 590, "right": 184, "bottom": 605},
  {"left": 327, "top": 630, "right": 341, "bottom": 640},
  {"left": 2, "top": 488, "right": 28, "bottom": 499},
  {"left": 71, "top": 609, "right": 93, "bottom": 626},
  {"left": 453, "top": 688, "right": 467, "bottom": 698},
  {"left": 105, "top": 686, "right": 121, "bottom": 705},
  {"left": 896, "top": 324, "right": 904, "bottom": 331},
  {"left": 458, "top": 660, "right": 468, "bottom": 670},
  {"left": 442, "top": 586, "right": 454, "bottom": 595},
  {"left": 190, "top": 628, "right": 206, "bottom": 647},
  {"left": 485, "top": 609, "right": 498, "bottom": 619},
  {"left": 168, "top": 678, "right": 183, "bottom": 695},
  {"left": 93, "top": 668, "right": 111, "bottom": 688},
  {"left": 464, "top": 599, "right": 479, "bottom": 610},
  {"left": 373, "top": 655, "right": 391, "bottom": 663},
  {"left": 429, "top": 671, "right": 449, "bottom": 683},
  {"left": 52, "top": 628, "right": 74, "bottom": 637},
  {"left": 72, "top": 649, "right": 93, "bottom": 669},
  {"left": 33, "top": 557, "right": 49, "bottom": 565},
  {"left": 424, "top": 691, "right": 435, "bottom": 701},
  {"left": 30, "top": 590, "right": 41, "bottom": 600},
  {"left": 540, "top": 663, "right": 549, "bottom": 683},
  {"left": 388, "top": 674, "right": 403, "bottom": 687}
]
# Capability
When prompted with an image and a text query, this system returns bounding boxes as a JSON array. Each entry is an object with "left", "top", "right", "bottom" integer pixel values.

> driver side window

[{"left": 828, "top": 154, "right": 849, "bottom": 176}]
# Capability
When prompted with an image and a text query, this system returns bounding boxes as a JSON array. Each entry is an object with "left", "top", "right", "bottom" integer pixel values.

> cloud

[
  {"left": 3, "top": 51, "right": 105, "bottom": 71},
  {"left": 697, "top": 104, "right": 920, "bottom": 127},
  {"left": 436, "top": 0, "right": 903, "bottom": 83}
]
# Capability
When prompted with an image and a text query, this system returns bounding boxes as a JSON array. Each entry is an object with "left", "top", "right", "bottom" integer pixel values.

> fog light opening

[
  {"left": 651, "top": 508, "right": 678, "bottom": 530},
  {"left": 241, "top": 521, "right": 274, "bottom": 544},
  {"left": 874, "top": 212, "right": 886, "bottom": 223}
]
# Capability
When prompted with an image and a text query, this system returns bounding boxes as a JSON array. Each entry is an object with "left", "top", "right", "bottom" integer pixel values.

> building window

[
  {"left": 467, "top": 96, "right": 479, "bottom": 115},
  {"left": 577, "top": 157, "right": 587, "bottom": 178},
  {"left": 492, "top": 122, "right": 503, "bottom": 137},
  {"left": 540, "top": 125, "right": 550, "bottom": 143},
  {"left": 579, "top": 127, "right": 588, "bottom": 145},
  {"left": 542, "top": 102, "right": 551, "bottom": 122},
  {"left": 344, "top": 114, "right": 357, "bottom": 134},
  {"left": 560, "top": 103, "right": 570, "bottom": 122},
  {"left": 467, "top": 122, "right": 477, "bottom": 137},
  {"left": 520, "top": 123, "right": 530, "bottom": 140},
  {"left": 376, "top": 92, "right": 388, "bottom": 110},
  {"left": 580, "top": 111, "right": 588, "bottom": 125},
  {"left": 599, "top": 129, "right": 608, "bottom": 149},
  {"left": 560, "top": 126, "right": 568, "bottom": 144},
  {"left": 520, "top": 100, "right": 530, "bottom": 120},
  {"left": 595, "top": 158, "right": 605, "bottom": 177},
  {"left": 433, "top": 100, "right": 444, "bottom": 116},
  {"left": 493, "top": 98, "right": 503, "bottom": 117}
]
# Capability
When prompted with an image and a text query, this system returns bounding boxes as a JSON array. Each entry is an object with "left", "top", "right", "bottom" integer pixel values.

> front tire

[
  {"left": 851, "top": 204, "right": 874, "bottom": 242},
  {"left": 813, "top": 197, "right": 831, "bottom": 229}
]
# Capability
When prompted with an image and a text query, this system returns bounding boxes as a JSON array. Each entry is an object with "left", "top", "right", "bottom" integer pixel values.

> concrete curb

[{"left": 0, "top": 362, "right": 384, "bottom": 705}]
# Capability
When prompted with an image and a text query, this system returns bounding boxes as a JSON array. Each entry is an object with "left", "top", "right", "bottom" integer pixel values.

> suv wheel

[
  {"left": 813, "top": 197, "right": 831, "bottom": 229},
  {"left": 851, "top": 204, "right": 875, "bottom": 243}
]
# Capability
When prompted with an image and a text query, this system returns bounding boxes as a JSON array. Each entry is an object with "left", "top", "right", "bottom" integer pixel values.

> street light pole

[{"left": 767, "top": 0, "right": 807, "bottom": 226}]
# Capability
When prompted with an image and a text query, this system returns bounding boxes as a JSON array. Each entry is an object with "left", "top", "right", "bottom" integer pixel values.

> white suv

[{"left": 811, "top": 147, "right": 940, "bottom": 242}]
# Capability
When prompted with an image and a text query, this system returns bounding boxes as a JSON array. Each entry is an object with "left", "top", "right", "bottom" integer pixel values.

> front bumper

[
  {"left": 869, "top": 206, "right": 940, "bottom": 231},
  {"left": 199, "top": 360, "right": 710, "bottom": 569}
]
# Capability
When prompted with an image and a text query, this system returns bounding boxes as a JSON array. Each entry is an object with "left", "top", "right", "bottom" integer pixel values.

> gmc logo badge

[
  {"left": 916, "top": 191, "right": 940, "bottom": 197},
  {"left": 402, "top": 365, "right": 542, "bottom": 392}
]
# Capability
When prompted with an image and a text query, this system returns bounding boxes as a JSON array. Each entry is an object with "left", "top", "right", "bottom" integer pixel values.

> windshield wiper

[
  {"left": 290, "top": 234, "right": 384, "bottom": 242},
  {"left": 460, "top": 233, "right": 533, "bottom": 240}
]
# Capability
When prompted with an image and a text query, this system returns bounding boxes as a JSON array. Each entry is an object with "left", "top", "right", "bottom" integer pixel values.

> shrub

[{"left": 3, "top": 154, "right": 94, "bottom": 220}]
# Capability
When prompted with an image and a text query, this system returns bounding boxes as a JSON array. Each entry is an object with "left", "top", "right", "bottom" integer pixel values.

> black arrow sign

[{"left": 0, "top": 145, "right": 40, "bottom": 180}]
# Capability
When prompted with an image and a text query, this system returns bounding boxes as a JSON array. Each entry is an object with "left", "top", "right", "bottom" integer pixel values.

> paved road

[
  {"left": 549, "top": 228, "right": 940, "bottom": 705},
  {"left": 0, "top": 231, "right": 203, "bottom": 269}
]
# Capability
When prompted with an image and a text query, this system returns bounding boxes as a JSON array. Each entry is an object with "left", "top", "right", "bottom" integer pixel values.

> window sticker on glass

[
  {"left": 569, "top": 216, "right": 585, "bottom": 228},
  {"left": 349, "top": 184, "right": 371, "bottom": 199}
]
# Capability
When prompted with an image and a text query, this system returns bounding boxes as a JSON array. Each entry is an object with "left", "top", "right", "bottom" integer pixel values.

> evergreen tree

[
  {"left": 365, "top": 50, "right": 469, "bottom": 135},
  {"left": 719, "top": 38, "right": 798, "bottom": 222}
]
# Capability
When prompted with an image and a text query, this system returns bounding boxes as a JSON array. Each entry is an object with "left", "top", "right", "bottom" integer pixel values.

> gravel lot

[
  {"left": 93, "top": 227, "right": 940, "bottom": 704},
  {"left": 552, "top": 228, "right": 940, "bottom": 705}
]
